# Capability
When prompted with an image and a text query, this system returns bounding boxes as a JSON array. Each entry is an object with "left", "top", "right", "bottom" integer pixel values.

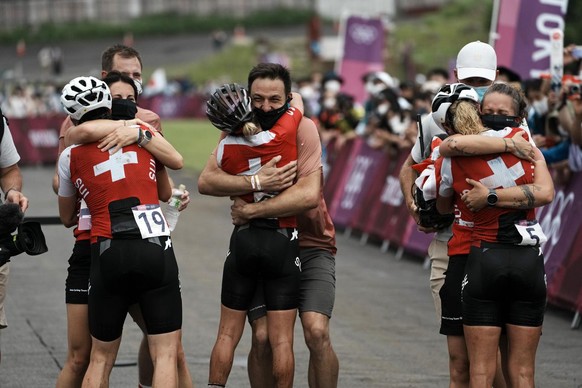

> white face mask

[
  {"left": 323, "top": 98, "right": 336, "bottom": 109},
  {"left": 134, "top": 79, "right": 143, "bottom": 95},
  {"left": 324, "top": 80, "right": 341, "bottom": 94},
  {"left": 299, "top": 86, "right": 315, "bottom": 100},
  {"left": 390, "top": 115, "right": 410, "bottom": 135},
  {"left": 376, "top": 103, "right": 389, "bottom": 116},
  {"left": 531, "top": 97, "right": 549, "bottom": 116}
]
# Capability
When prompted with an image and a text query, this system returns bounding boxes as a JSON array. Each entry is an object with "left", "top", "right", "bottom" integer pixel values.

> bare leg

[
  {"left": 505, "top": 324, "right": 542, "bottom": 388},
  {"left": 300, "top": 311, "right": 338, "bottom": 388},
  {"left": 208, "top": 305, "right": 247, "bottom": 386},
  {"left": 494, "top": 335, "right": 509, "bottom": 388},
  {"left": 267, "top": 309, "right": 297, "bottom": 388},
  {"left": 129, "top": 304, "right": 193, "bottom": 388},
  {"left": 464, "top": 325, "right": 501, "bottom": 387},
  {"left": 81, "top": 336, "right": 122, "bottom": 388},
  {"left": 56, "top": 304, "right": 92, "bottom": 388},
  {"left": 248, "top": 316, "right": 275, "bottom": 388},
  {"left": 446, "top": 335, "right": 469, "bottom": 388},
  {"left": 148, "top": 330, "right": 180, "bottom": 388}
]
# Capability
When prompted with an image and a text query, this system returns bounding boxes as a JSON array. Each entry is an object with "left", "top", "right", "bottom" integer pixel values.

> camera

[
  {"left": 563, "top": 74, "right": 582, "bottom": 100},
  {"left": 0, "top": 203, "right": 48, "bottom": 267},
  {"left": 413, "top": 185, "right": 454, "bottom": 230}
]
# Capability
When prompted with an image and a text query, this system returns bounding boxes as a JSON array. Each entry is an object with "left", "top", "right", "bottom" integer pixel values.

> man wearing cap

[
  {"left": 400, "top": 40, "right": 498, "bottom": 323},
  {"left": 400, "top": 40, "right": 502, "bottom": 386}
]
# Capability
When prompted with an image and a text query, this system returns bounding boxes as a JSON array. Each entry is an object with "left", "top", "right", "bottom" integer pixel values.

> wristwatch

[
  {"left": 487, "top": 188, "right": 498, "bottom": 206},
  {"left": 138, "top": 129, "right": 153, "bottom": 147}
]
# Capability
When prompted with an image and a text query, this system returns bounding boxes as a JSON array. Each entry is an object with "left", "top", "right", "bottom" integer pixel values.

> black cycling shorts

[
  {"left": 221, "top": 225, "right": 300, "bottom": 311},
  {"left": 463, "top": 242, "right": 546, "bottom": 327},
  {"left": 65, "top": 239, "right": 91, "bottom": 304},
  {"left": 89, "top": 236, "right": 182, "bottom": 342},
  {"left": 439, "top": 254, "right": 467, "bottom": 336}
]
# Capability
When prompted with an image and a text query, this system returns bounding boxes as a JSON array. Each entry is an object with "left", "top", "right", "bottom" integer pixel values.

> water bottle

[{"left": 165, "top": 184, "right": 185, "bottom": 232}]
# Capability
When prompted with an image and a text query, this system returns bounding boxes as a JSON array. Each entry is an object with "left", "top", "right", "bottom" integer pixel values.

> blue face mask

[{"left": 473, "top": 86, "right": 489, "bottom": 102}]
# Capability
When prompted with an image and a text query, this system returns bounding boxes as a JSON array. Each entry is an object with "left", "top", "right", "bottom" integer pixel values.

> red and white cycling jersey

[
  {"left": 216, "top": 107, "right": 302, "bottom": 228},
  {"left": 58, "top": 143, "right": 162, "bottom": 242},
  {"left": 437, "top": 128, "right": 540, "bottom": 247}
]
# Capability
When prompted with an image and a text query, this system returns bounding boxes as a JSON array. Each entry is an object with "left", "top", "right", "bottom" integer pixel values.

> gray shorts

[{"left": 248, "top": 247, "right": 336, "bottom": 322}]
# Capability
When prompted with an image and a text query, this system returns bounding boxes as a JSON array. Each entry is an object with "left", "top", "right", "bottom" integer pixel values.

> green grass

[
  {"left": 165, "top": 44, "right": 258, "bottom": 86},
  {"left": 162, "top": 119, "right": 220, "bottom": 173}
]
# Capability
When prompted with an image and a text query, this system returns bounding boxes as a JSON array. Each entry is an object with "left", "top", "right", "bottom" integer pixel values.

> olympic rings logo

[{"left": 349, "top": 23, "right": 378, "bottom": 45}]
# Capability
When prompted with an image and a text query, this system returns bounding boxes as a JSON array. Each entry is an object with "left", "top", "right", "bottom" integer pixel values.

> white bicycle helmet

[
  {"left": 206, "top": 83, "right": 253, "bottom": 134},
  {"left": 61, "top": 76, "right": 112, "bottom": 121},
  {"left": 431, "top": 83, "right": 478, "bottom": 129}
]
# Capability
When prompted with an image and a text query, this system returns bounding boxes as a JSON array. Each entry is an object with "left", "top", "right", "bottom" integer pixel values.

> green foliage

[
  {"left": 565, "top": 2, "right": 582, "bottom": 45},
  {"left": 162, "top": 119, "right": 219, "bottom": 173},
  {"left": 164, "top": 44, "right": 258, "bottom": 87},
  {"left": 390, "top": 0, "right": 493, "bottom": 79},
  {"left": 0, "top": 8, "right": 314, "bottom": 45}
]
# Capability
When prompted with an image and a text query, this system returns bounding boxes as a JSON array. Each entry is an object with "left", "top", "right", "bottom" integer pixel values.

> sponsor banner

[
  {"left": 139, "top": 94, "right": 207, "bottom": 119},
  {"left": 547, "top": 225, "right": 582, "bottom": 313},
  {"left": 326, "top": 138, "right": 386, "bottom": 227},
  {"left": 337, "top": 15, "right": 385, "bottom": 103},
  {"left": 349, "top": 147, "right": 394, "bottom": 233},
  {"left": 8, "top": 115, "right": 63, "bottom": 165},
  {"left": 494, "top": 0, "right": 568, "bottom": 79},
  {"left": 361, "top": 151, "right": 409, "bottom": 245},
  {"left": 537, "top": 173, "right": 582, "bottom": 284},
  {"left": 400, "top": 217, "right": 435, "bottom": 258},
  {"left": 323, "top": 138, "right": 356, "bottom": 206}
]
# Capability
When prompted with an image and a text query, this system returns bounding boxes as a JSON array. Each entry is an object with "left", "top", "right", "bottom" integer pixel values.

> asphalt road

[{"left": 0, "top": 166, "right": 581, "bottom": 387}]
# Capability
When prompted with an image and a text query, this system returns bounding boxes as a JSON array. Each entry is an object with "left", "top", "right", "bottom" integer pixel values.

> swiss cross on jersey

[
  {"left": 93, "top": 148, "right": 138, "bottom": 181},
  {"left": 439, "top": 127, "right": 539, "bottom": 245},
  {"left": 68, "top": 143, "right": 161, "bottom": 240}
]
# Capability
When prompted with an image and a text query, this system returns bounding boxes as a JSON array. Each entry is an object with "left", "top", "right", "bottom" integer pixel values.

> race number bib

[
  {"left": 515, "top": 220, "right": 547, "bottom": 246},
  {"left": 132, "top": 204, "right": 170, "bottom": 239}
]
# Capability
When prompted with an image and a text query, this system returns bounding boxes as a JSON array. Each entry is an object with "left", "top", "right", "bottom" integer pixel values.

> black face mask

[
  {"left": 253, "top": 99, "right": 290, "bottom": 130},
  {"left": 481, "top": 114, "right": 520, "bottom": 131},
  {"left": 111, "top": 99, "right": 138, "bottom": 120}
]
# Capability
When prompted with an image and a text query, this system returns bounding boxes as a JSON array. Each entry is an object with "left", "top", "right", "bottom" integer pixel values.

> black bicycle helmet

[
  {"left": 206, "top": 83, "right": 253, "bottom": 134},
  {"left": 431, "top": 83, "right": 478, "bottom": 129}
]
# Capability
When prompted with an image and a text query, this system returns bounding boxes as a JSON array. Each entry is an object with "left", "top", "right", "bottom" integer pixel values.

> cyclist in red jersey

[
  {"left": 205, "top": 82, "right": 303, "bottom": 388},
  {"left": 54, "top": 45, "right": 192, "bottom": 388},
  {"left": 431, "top": 82, "right": 554, "bottom": 387},
  {"left": 57, "top": 76, "right": 184, "bottom": 387}
]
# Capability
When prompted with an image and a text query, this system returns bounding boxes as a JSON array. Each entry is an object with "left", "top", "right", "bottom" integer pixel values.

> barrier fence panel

[{"left": 8, "top": 115, "right": 63, "bottom": 165}]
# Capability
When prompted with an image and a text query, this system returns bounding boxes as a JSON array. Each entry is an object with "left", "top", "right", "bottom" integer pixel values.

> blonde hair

[
  {"left": 449, "top": 100, "right": 484, "bottom": 135},
  {"left": 241, "top": 121, "right": 260, "bottom": 138}
]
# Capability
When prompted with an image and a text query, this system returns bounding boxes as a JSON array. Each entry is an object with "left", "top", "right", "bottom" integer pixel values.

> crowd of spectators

[
  {"left": 5, "top": 43, "right": 582, "bottom": 190},
  {"left": 295, "top": 46, "right": 582, "bottom": 189}
]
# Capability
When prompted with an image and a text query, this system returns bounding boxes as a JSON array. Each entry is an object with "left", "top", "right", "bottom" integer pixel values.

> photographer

[{"left": 0, "top": 108, "right": 29, "bottom": 365}]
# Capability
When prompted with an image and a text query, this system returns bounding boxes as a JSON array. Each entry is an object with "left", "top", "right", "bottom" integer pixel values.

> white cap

[
  {"left": 373, "top": 71, "right": 395, "bottom": 88},
  {"left": 456, "top": 41, "right": 497, "bottom": 81}
]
